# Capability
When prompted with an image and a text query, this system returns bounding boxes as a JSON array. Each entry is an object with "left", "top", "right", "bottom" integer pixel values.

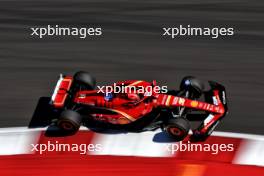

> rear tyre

[
  {"left": 180, "top": 76, "right": 204, "bottom": 98},
  {"left": 74, "top": 71, "right": 96, "bottom": 90},
  {"left": 57, "top": 110, "right": 82, "bottom": 134},
  {"left": 165, "top": 118, "right": 190, "bottom": 141}
]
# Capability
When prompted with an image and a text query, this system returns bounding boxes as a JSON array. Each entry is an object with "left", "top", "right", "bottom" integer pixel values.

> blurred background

[{"left": 0, "top": 0, "right": 264, "bottom": 134}]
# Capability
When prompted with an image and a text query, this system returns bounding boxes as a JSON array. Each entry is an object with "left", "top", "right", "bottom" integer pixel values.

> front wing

[{"left": 157, "top": 81, "right": 228, "bottom": 138}]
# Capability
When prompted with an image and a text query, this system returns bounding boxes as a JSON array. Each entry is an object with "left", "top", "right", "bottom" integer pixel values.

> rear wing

[{"left": 50, "top": 74, "right": 73, "bottom": 108}]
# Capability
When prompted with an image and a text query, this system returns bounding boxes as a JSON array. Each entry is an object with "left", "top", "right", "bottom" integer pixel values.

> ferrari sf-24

[{"left": 48, "top": 71, "right": 228, "bottom": 141}]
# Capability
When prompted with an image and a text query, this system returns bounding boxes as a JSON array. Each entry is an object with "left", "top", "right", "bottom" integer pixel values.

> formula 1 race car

[{"left": 41, "top": 71, "right": 228, "bottom": 141}]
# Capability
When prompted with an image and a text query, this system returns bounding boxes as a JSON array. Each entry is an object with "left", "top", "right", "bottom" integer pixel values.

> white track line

[
  {"left": 212, "top": 131, "right": 264, "bottom": 141},
  {"left": 233, "top": 139, "right": 264, "bottom": 167},
  {"left": 0, "top": 130, "right": 41, "bottom": 155},
  {"left": 0, "top": 127, "right": 264, "bottom": 140},
  {"left": 0, "top": 126, "right": 264, "bottom": 167},
  {"left": 90, "top": 130, "right": 171, "bottom": 157}
]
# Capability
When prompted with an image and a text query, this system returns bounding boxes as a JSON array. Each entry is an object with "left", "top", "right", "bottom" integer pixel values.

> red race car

[{"left": 47, "top": 71, "right": 228, "bottom": 141}]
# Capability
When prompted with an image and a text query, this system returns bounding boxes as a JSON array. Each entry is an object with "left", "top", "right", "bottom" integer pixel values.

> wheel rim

[
  {"left": 169, "top": 127, "right": 184, "bottom": 137},
  {"left": 60, "top": 121, "right": 75, "bottom": 131}
]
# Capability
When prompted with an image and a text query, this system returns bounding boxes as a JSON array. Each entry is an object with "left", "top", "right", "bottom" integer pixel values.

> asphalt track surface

[{"left": 0, "top": 0, "right": 264, "bottom": 134}]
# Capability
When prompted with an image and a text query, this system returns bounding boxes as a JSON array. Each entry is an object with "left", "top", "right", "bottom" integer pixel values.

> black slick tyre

[
  {"left": 73, "top": 71, "right": 96, "bottom": 90},
  {"left": 165, "top": 118, "right": 190, "bottom": 141},
  {"left": 57, "top": 110, "right": 82, "bottom": 133},
  {"left": 180, "top": 76, "right": 204, "bottom": 98}
]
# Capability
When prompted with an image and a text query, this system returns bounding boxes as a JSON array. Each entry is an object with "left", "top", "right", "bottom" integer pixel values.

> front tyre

[
  {"left": 165, "top": 118, "right": 190, "bottom": 141},
  {"left": 180, "top": 76, "right": 204, "bottom": 98},
  {"left": 57, "top": 110, "right": 82, "bottom": 134}
]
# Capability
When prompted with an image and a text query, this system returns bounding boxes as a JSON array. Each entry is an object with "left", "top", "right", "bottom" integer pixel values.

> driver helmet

[{"left": 104, "top": 92, "right": 114, "bottom": 101}]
